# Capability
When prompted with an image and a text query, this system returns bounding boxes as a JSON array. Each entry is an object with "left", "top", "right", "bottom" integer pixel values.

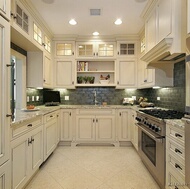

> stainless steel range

[{"left": 136, "top": 109, "right": 185, "bottom": 189}]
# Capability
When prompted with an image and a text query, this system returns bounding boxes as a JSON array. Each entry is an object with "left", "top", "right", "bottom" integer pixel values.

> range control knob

[
  {"left": 155, "top": 127, "right": 160, "bottom": 132},
  {"left": 151, "top": 125, "right": 155, "bottom": 130},
  {"left": 149, "top": 124, "right": 152, "bottom": 128},
  {"left": 135, "top": 117, "right": 141, "bottom": 122}
]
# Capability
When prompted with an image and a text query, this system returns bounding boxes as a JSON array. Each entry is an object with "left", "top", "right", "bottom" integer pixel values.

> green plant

[
  {"left": 88, "top": 76, "right": 95, "bottom": 84},
  {"left": 77, "top": 76, "right": 83, "bottom": 84},
  {"left": 83, "top": 76, "right": 88, "bottom": 83}
]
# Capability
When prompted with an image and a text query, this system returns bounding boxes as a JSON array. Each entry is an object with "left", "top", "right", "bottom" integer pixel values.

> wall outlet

[
  {"left": 132, "top": 96, "right": 136, "bottom": 100},
  {"left": 32, "top": 96, "right": 35, "bottom": 101},
  {"left": 36, "top": 96, "right": 39, "bottom": 101},
  {"left": 27, "top": 96, "right": 30, "bottom": 102},
  {"left": 157, "top": 97, "right": 160, "bottom": 101},
  {"left": 65, "top": 96, "right": 69, "bottom": 100}
]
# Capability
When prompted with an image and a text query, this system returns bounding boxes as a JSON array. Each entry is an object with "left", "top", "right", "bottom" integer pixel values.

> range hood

[{"left": 140, "top": 38, "right": 186, "bottom": 78}]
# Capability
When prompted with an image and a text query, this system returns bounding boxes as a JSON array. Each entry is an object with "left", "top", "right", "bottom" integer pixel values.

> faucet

[{"left": 93, "top": 90, "right": 98, "bottom": 105}]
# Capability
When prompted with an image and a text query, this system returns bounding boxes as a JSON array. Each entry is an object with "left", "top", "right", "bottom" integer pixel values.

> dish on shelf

[
  {"left": 99, "top": 80, "right": 110, "bottom": 84},
  {"left": 21, "top": 108, "right": 40, "bottom": 112}
]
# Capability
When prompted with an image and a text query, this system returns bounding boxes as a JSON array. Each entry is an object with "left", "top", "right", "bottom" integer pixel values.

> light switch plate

[
  {"left": 132, "top": 96, "right": 136, "bottom": 100},
  {"left": 32, "top": 96, "right": 35, "bottom": 101}
]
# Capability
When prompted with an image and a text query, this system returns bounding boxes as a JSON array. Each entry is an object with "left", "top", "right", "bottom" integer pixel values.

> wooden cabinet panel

[
  {"left": 0, "top": 161, "right": 11, "bottom": 189},
  {"left": 0, "top": 0, "right": 10, "bottom": 20}
]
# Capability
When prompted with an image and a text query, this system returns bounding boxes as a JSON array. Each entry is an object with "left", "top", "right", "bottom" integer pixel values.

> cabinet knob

[
  {"left": 96, "top": 52, "right": 98, "bottom": 56},
  {"left": 117, "top": 81, "right": 119, "bottom": 85},
  {"left": 11, "top": 12, "right": 17, "bottom": 19},
  {"left": 6, "top": 114, "right": 13, "bottom": 117},
  {"left": 27, "top": 124, "right": 33, "bottom": 127},
  {"left": 175, "top": 163, "right": 182, "bottom": 170},
  {"left": 120, "top": 113, "right": 121, "bottom": 116},
  {"left": 175, "top": 133, "right": 182, "bottom": 138},
  {"left": 69, "top": 112, "right": 71, "bottom": 116},
  {"left": 118, "top": 52, "right": 119, "bottom": 55},
  {"left": 28, "top": 138, "right": 32, "bottom": 146},
  {"left": 72, "top": 52, "right": 74, "bottom": 55}
]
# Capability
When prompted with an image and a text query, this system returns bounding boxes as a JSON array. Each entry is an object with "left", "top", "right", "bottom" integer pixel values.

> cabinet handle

[
  {"left": 43, "top": 79, "right": 46, "bottom": 82},
  {"left": 69, "top": 112, "right": 71, "bottom": 116},
  {"left": 96, "top": 52, "right": 98, "bottom": 56},
  {"left": 50, "top": 115, "right": 53, "bottom": 118},
  {"left": 175, "top": 163, "right": 182, "bottom": 170},
  {"left": 117, "top": 81, "right": 119, "bottom": 85},
  {"left": 11, "top": 12, "right": 17, "bottom": 19},
  {"left": 72, "top": 81, "right": 74, "bottom": 84},
  {"left": 72, "top": 52, "right": 74, "bottom": 55},
  {"left": 175, "top": 186, "right": 179, "bottom": 189},
  {"left": 28, "top": 138, "right": 32, "bottom": 146},
  {"left": 42, "top": 42, "right": 46, "bottom": 47},
  {"left": 93, "top": 53, "right": 96, "bottom": 56},
  {"left": 175, "top": 133, "right": 182, "bottom": 138},
  {"left": 144, "top": 79, "right": 147, "bottom": 83},
  {"left": 120, "top": 113, "right": 121, "bottom": 116},
  {"left": 27, "top": 124, "right": 33, "bottom": 127},
  {"left": 175, "top": 148, "right": 182, "bottom": 154},
  {"left": 93, "top": 119, "right": 95, "bottom": 122},
  {"left": 57, "top": 114, "right": 59, "bottom": 117},
  {"left": 118, "top": 52, "right": 119, "bottom": 55},
  {"left": 6, "top": 114, "right": 13, "bottom": 117},
  {"left": 96, "top": 119, "right": 98, "bottom": 122},
  {"left": 31, "top": 137, "right": 35, "bottom": 143}
]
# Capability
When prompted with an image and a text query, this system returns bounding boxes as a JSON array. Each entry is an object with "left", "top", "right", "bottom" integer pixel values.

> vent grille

[{"left": 90, "top": 9, "right": 101, "bottom": 16}]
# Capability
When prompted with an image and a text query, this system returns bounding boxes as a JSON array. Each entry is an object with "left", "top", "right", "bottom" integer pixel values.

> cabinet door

[
  {"left": 55, "top": 60, "right": 75, "bottom": 88},
  {"left": 76, "top": 116, "right": 95, "bottom": 141},
  {"left": 97, "top": 43, "right": 115, "bottom": 57},
  {"left": 130, "top": 110, "right": 138, "bottom": 150},
  {"left": 55, "top": 41, "right": 75, "bottom": 57},
  {"left": 146, "top": 8, "right": 157, "bottom": 51},
  {"left": 76, "top": 43, "right": 94, "bottom": 57},
  {"left": 0, "top": 161, "right": 11, "bottom": 189},
  {"left": 44, "top": 119, "right": 57, "bottom": 161},
  {"left": 30, "top": 127, "right": 43, "bottom": 175},
  {"left": 117, "top": 59, "right": 137, "bottom": 88},
  {"left": 158, "top": 0, "right": 172, "bottom": 42},
  {"left": 60, "top": 109, "right": 73, "bottom": 141},
  {"left": 117, "top": 42, "right": 135, "bottom": 56},
  {"left": 188, "top": 0, "right": 190, "bottom": 34},
  {"left": 43, "top": 54, "right": 52, "bottom": 87},
  {"left": 0, "top": 0, "right": 10, "bottom": 20},
  {"left": 11, "top": 135, "right": 28, "bottom": 189},
  {"left": 96, "top": 115, "right": 115, "bottom": 141},
  {"left": 118, "top": 109, "right": 130, "bottom": 141},
  {"left": 0, "top": 16, "right": 10, "bottom": 166}
]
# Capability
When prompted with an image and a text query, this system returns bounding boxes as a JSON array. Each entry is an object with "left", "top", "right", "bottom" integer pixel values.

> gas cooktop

[{"left": 139, "top": 109, "right": 185, "bottom": 119}]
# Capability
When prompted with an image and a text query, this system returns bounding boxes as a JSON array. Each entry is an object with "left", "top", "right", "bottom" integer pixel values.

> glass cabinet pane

[
  {"left": 56, "top": 43, "right": 72, "bottom": 56},
  {"left": 98, "top": 44, "right": 114, "bottom": 57},
  {"left": 119, "top": 43, "right": 135, "bottom": 55}
]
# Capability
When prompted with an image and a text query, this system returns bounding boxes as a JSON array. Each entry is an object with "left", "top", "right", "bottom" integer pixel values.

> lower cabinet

[
  {"left": 130, "top": 110, "right": 138, "bottom": 150},
  {"left": 0, "top": 161, "right": 11, "bottom": 189},
  {"left": 117, "top": 109, "right": 130, "bottom": 141},
  {"left": 74, "top": 109, "right": 116, "bottom": 146},
  {"left": 60, "top": 109, "right": 74, "bottom": 142},
  {"left": 43, "top": 110, "right": 60, "bottom": 161},
  {"left": 11, "top": 126, "right": 43, "bottom": 189}
]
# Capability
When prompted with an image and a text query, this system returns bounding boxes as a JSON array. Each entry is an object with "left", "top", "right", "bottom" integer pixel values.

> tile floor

[{"left": 25, "top": 146, "right": 160, "bottom": 189}]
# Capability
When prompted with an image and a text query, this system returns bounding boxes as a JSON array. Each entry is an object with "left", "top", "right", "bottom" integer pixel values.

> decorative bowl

[{"left": 100, "top": 80, "right": 110, "bottom": 84}]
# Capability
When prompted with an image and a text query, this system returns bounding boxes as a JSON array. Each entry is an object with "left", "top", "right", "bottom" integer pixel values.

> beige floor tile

[{"left": 25, "top": 146, "right": 161, "bottom": 189}]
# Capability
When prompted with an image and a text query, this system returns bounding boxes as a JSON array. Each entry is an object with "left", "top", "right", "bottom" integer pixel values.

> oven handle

[{"left": 136, "top": 123, "right": 165, "bottom": 143}]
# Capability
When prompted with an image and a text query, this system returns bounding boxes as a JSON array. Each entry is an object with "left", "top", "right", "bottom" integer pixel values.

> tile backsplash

[{"left": 27, "top": 60, "right": 185, "bottom": 112}]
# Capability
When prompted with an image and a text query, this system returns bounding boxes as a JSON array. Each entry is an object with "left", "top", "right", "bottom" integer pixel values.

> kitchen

[{"left": 0, "top": 0, "right": 190, "bottom": 189}]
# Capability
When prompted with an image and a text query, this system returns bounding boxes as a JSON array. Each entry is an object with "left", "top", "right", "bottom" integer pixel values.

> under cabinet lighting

[
  {"left": 69, "top": 19, "right": 77, "bottom": 25},
  {"left": 93, "top": 31, "right": 99, "bottom": 36},
  {"left": 153, "top": 86, "right": 161, "bottom": 89},
  {"left": 114, "top": 19, "right": 122, "bottom": 25}
]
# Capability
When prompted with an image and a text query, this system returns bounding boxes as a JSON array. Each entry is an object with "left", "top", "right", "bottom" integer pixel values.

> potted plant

[
  {"left": 88, "top": 76, "right": 95, "bottom": 84},
  {"left": 83, "top": 76, "right": 88, "bottom": 83},
  {"left": 77, "top": 76, "right": 83, "bottom": 84}
]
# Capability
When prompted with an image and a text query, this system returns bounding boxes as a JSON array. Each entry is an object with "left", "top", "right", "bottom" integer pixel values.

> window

[
  {"left": 33, "top": 23, "right": 42, "bottom": 45},
  {"left": 16, "top": 4, "right": 29, "bottom": 33}
]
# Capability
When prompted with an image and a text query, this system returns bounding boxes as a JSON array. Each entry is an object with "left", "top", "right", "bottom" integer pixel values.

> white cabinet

[
  {"left": 0, "top": 14, "right": 10, "bottom": 167},
  {"left": 117, "top": 42, "right": 136, "bottom": 56},
  {"left": 130, "top": 110, "right": 138, "bottom": 150},
  {"left": 116, "top": 58, "right": 137, "bottom": 88},
  {"left": 11, "top": 117, "right": 43, "bottom": 189},
  {"left": 188, "top": 0, "right": 190, "bottom": 34},
  {"left": 27, "top": 51, "right": 53, "bottom": 88},
  {"left": 0, "top": 0, "right": 10, "bottom": 20},
  {"left": 43, "top": 111, "right": 59, "bottom": 161},
  {"left": 60, "top": 109, "right": 73, "bottom": 142},
  {"left": 54, "top": 41, "right": 75, "bottom": 58},
  {"left": 166, "top": 123, "right": 187, "bottom": 189},
  {"left": 0, "top": 161, "right": 11, "bottom": 189},
  {"left": 76, "top": 60, "right": 116, "bottom": 87},
  {"left": 74, "top": 108, "right": 117, "bottom": 146},
  {"left": 117, "top": 109, "right": 130, "bottom": 141},
  {"left": 54, "top": 59, "right": 75, "bottom": 89},
  {"left": 76, "top": 41, "right": 115, "bottom": 59}
]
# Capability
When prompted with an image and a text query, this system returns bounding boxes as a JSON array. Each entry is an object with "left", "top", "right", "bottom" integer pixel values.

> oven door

[{"left": 137, "top": 123, "right": 165, "bottom": 189}]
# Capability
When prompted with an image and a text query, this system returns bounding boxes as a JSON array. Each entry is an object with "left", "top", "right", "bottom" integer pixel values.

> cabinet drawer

[
  {"left": 166, "top": 138, "right": 185, "bottom": 162},
  {"left": 166, "top": 170, "right": 187, "bottom": 189},
  {"left": 11, "top": 116, "right": 42, "bottom": 140},
  {"left": 167, "top": 154, "right": 185, "bottom": 178},
  {"left": 76, "top": 108, "right": 115, "bottom": 115},
  {"left": 166, "top": 125, "right": 185, "bottom": 145},
  {"left": 44, "top": 111, "right": 58, "bottom": 123}
]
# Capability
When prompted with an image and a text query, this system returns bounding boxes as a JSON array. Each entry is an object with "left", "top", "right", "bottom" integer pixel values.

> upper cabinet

[
  {"left": 55, "top": 41, "right": 75, "bottom": 58},
  {"left": 27, "top": 51, "right": 53, "bottom": 88},
  {"left": 117, "top": 41, "right": 136, "bottom": 57},
  {"left": 0, "top": 0, "right": 10, "bottom": 20},
  {"left": 76, "top": 41, "right": 116, "bottom": 59}
]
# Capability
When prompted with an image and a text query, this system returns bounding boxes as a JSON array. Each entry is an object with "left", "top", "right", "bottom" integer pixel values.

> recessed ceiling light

[
  {"left": 69, "top": 19, "right": 77, "bottom": 25},
  {"left": 114, "top": 19, "right": 122, "bottom": 25},
  {"left": 93, "top": 31, "right": 99, "bottom": 36},
  {"left": 42, "top": 0, "right": 54, "bottom": 4}
]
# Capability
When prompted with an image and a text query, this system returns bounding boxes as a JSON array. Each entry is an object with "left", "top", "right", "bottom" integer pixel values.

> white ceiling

[{"left": 28, "top": 0, "right": 148, "bottom": 37}]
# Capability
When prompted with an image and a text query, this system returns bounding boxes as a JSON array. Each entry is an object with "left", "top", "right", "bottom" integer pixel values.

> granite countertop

[
  {"left": 165, "top": 119, "right": 185, "bottom": 129},
  {"left": 11, "top": 104, "right": 139, "bottom": 126}
]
